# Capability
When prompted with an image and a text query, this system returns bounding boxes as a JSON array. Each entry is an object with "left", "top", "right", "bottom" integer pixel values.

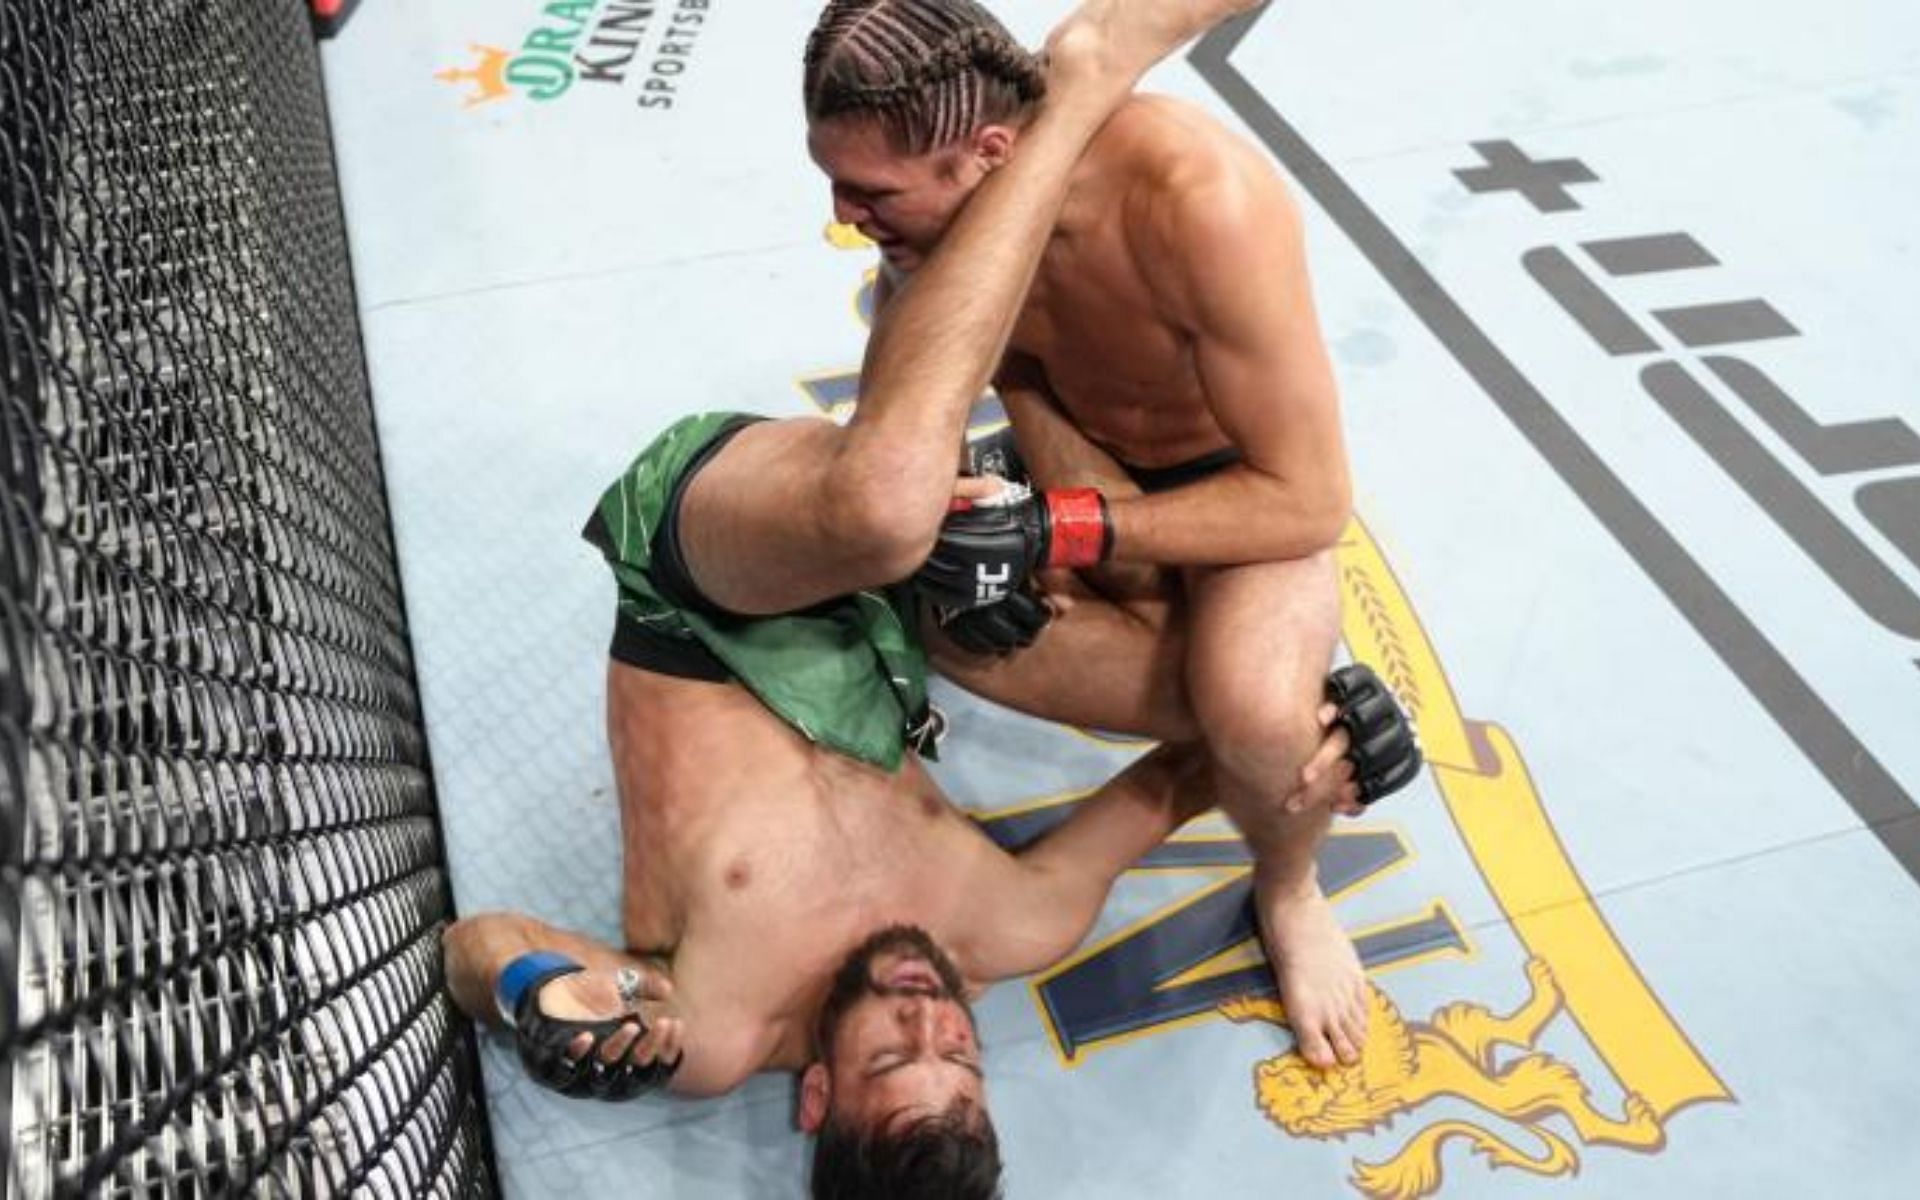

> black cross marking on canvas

[{"left": 1454, "top": 140, "right": 1599, "bottom": 212}]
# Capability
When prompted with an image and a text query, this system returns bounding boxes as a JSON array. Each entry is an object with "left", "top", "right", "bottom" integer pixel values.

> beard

[{"left": 816, "top": 924, "right": 971, "bottom": 1055}]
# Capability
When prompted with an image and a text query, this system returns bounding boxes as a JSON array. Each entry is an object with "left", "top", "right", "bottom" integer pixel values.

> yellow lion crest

[{"left": 1220, "top": 958, "right": 1666, "bottom": 1200}]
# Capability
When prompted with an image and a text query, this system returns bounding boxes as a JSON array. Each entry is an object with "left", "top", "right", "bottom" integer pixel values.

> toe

[
  {"left": 1328, "top": 1025, "right": 1359, "bottom": 1065},
  {"left": 1340, "top": 1007, "right": 1369, "bottom": 1056},
  {"left": 1297, "top": 1023, "right": 1337, "bottom": 1070}
]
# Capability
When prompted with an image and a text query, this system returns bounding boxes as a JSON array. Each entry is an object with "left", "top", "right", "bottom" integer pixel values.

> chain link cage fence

[{"left": 2, "top": 1, "right": 498, "bottom": 1195}]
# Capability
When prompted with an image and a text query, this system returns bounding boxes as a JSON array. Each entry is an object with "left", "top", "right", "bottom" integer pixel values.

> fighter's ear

[
  {"left": 798, "top": 1061, "right": 832, "bottom": 1132},
  {"left": 972, "top": 123, "right": 1017, "bottom": 171}
]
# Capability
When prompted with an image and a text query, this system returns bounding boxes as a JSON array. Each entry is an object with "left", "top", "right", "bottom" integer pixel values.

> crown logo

[{"left": 436, "top": 44, "right": 514, "bottom": 107}]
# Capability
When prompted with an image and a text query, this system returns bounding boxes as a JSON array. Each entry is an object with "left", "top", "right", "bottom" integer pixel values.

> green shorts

[{"left": 582, "top": 411, "right": 933, "bottom": 771}]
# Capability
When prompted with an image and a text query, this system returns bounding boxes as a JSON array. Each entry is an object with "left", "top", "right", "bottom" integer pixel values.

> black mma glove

[
  {"left": 963, "top": 424, "right": 1030, "bottom": 486},
  {"left": 1325, "top": 663, "right": 1423, "bottom": 804},
  {"left": 913, "top": 484, "right": 1113, "bottom": 611},
  {"left": 933, "top": 584, "right": 1052, "bottom": 656}
]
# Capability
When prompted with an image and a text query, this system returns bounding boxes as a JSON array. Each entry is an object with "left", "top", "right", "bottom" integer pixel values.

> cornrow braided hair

[{"left": 803, "top": 0, "right": 1047, "bottom": 154}]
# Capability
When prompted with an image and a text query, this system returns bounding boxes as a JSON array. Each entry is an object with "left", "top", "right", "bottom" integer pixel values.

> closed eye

[
  {"left": 864, "top": 1051, "right": 910, "bottom": 1079},
  {"left": 837, "top": 182, "right": 899, "bottom": 205},
  {"left": 945, "top": 1053, "right": 984, "bottom": 1079}
]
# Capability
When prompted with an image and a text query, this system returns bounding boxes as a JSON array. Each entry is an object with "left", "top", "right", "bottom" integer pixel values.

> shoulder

[
  {"left": 1099, "top": 96, "right": 1300, "bottom": 308},
  {"left": 670, "top": 1019, "right": 791, "bottom": 1097},
  {"left": 1104, "top": 97, "right": 1295, "bottom": 229}
]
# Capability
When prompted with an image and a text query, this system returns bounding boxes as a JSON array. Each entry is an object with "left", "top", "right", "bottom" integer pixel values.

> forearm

[
  {"left": 445, "top": 913, "right": 543, "bottom": 1026},
  {"left": 443, "top": 911, "right": 658, "bottom": 1028},
  {"left": 999, "top": 380, "right": 1138, "bottom": 494},
  {"left": 1105, "top": 465, "right": 1350, "bottom": 565}
]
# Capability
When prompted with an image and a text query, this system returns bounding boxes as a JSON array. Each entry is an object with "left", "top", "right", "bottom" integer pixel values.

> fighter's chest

[
  {"left": 1010, "top": 263, "right": 1194, "bottom": 411},
  {"left": 703, "top": 780, "right": 952, "bottom": 901}
]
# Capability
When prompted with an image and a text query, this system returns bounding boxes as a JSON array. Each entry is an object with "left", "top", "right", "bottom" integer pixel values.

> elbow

[
  {"left": 1301, "top": 500, "right": 1350, "bottom": 554},
  {"left": 1260, "top": 487, "right": 1348, "bottom": 559},
  {"left": 1007, "top": 890, "right": 1101, "bottom": 978},
  {"left": 1299, "top": 475, "right": 1352, "bottom": 553}
]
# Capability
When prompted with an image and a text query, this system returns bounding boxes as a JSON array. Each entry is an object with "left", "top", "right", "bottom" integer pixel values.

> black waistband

[
  {"left": 609, "top": 612, "right": 732, "bottom": 683},
  {"left": 1120, "top": 446, "right": 1242, "bottom": 494}
]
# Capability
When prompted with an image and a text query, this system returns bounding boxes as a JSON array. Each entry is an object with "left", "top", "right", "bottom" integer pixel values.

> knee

[
  {"left": 1189, "top": 674, "right": 1322, "bottom": 782},
  {"left": 1145, "top": 739, "right": 1217, "bottom": 823},
  {"left": 822, "top": 459, "right": 946, "bottom": 580}
]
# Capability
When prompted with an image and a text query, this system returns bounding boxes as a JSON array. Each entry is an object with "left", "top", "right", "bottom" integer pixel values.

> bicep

[
  {"left": 668, "top": 1025, "right": 780, "bottom": 1098},
  {"left": 960, "top": 868, "right": 1093, "bottom": 982}
]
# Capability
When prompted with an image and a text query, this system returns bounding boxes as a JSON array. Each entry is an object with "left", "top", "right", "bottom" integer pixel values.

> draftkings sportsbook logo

[
  {"left": 805, "top": 230, "right": 1734, "bottom": 1199},
  {"left": 436, "top": 0, "right": 718, "bottom": 112}
]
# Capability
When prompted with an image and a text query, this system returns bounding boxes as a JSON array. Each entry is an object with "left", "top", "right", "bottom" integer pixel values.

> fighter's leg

[
  {"left": 1181, "top": 553, "right": 1371, "bottom": 1071},
  {"left": 680, "top": 0, "right": 1261, "bottom": 615},
  {"left": 933, "top": 373, "right": 1194, "bottom": 736},
  {"left": 930, "top": 568, "right": 1194, "bottom": 738}
]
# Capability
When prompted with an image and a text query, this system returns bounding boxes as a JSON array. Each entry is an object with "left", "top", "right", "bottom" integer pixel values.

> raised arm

[
  {"left": 836, "top": 3, "right": 1272, "bottom": 541},
  {"left": 680, "top": 0, "right": 1263, "bottom": 614}
]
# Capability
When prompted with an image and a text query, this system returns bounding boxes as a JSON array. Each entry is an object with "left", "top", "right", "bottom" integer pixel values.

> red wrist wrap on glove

[{"left": 1044, "top": 489, "right": 1113, "bottom": 569}]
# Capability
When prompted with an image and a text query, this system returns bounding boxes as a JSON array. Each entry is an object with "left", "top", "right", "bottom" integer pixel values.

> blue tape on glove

[{"left": 495, "top": 951, "right": 580, "bottom": 1028}]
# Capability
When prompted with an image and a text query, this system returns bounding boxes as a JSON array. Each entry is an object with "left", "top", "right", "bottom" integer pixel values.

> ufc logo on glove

[{"left": 974, "top": 563, "right": 1012, "bottom": 605}]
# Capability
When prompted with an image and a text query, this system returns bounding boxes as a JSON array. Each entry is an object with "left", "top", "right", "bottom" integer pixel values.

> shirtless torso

[
  {"left": 448, "top": 658, "right": 1205, "bottom": 1098},
  {"left": 863, "top": 92, "right": 1348, "bottom": 558},
  {"left": 603, "top": 663, "right": 1040, "bottom": 1093},
  {"left": 1009, "top": 96, "right": 1246, "bottom": 465}
]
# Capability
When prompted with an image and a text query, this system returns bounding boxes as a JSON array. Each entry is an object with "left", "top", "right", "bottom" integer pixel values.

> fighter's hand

[
  {"left": 962, "top": 425, "right": 1030, "bottom": 487},
  {"left": 1326, "top": 663, "right": 1424, "bottom": 805},
  {"left": 1284, "top": 703, "right": 1365, "bottom": 818},
  {"left": 912, "top": 482, "right": 1112, "bottom": 611},
  {"left": 927, "top": 481, "right": 1055, "bottom": 654},
  {"left": 1043, "top": 0, "right": 1264, "bottom": 99},
  {"left": 548, "top": 964, "right": 684, "bottom": 1075},
  {"left": 951, "top": 473, "right": 1005, "bottom": 503},
  {"left": 933, "top": 583, "right": 1053, "bottom": 656}
]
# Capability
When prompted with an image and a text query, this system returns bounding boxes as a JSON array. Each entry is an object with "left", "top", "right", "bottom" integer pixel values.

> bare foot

[
  {"left": 1046, "top": 0, "right": 1263, "bottom": 95},
  {"left": 1258, "top": 880, "right": 1368, "bottom": 1069}
]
